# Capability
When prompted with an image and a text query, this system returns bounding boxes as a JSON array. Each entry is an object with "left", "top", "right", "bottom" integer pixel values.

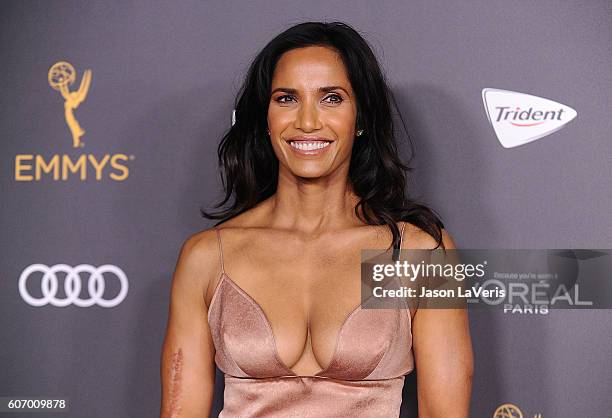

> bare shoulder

[
  {"left": 402, "top": 222, "right": 456, "bottom": 250},
  {"left": 206, "top": 201, "right": 275, "bottom": 246},
  {"left": 179, "top": 228, "right": 220, "bottom": 266},
  {"left": 171, "top": 227, "right": 222, "bottom": 301}
]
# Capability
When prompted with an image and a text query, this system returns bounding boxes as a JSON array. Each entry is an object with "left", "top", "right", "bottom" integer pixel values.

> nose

[{"left": 294, "top": 98, "right": 321, "bottom": 132}]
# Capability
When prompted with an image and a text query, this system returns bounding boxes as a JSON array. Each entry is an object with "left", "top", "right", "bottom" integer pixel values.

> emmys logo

[
  {"left": 14, "top": 61, "right": 133, "bottom": 181},
  {"left": 493, "top": 402, "right": 542, "bottom": 418}
]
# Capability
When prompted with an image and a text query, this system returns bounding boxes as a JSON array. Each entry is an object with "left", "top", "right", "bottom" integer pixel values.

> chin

[{"left": 287, "top": 165, "right": 330, "bottom": 180}]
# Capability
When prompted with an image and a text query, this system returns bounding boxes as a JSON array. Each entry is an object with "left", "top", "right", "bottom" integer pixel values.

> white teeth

[{"left": 289, "top": 141, "right": 330, "bottom": 151}]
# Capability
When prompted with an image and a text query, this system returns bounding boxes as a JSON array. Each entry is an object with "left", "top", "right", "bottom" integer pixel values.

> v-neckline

[{"left": 207, "top": 271, "right": 366, "bottom": 378}]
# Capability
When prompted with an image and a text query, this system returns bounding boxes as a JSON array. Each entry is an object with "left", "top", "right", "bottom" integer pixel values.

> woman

[{"left": 160, "top": 21, "right": 473, "bottom": 417}]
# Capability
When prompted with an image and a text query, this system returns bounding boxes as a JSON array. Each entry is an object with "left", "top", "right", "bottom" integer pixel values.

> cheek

[
  {"left": 267, "top": 105, "right": 292, "bottom": 130},
  {"left": 325, "top": 105, "right": 356, "bottom": 131},
  {"left": 326, "top": 113, "right": 356, "bottom": 148},
  {"left": 339, "top": 137, "right": 356, "bottom": 158}
]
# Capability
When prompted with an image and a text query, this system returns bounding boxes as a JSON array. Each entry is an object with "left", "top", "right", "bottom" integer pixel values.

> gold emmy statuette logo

[
  {"left": 493, "top": 403, "right": 523, "bottom": 418},
  {"left": 48, "top": 61, "right": 91, "bottom": 148},
  {"left": 13, "top": 60, "right": 133, "bottom": 182}
]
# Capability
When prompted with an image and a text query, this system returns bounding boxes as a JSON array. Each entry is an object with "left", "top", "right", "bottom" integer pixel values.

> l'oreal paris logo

[{"left": 482, "top": 88, "right": 577, "bottom": 148}]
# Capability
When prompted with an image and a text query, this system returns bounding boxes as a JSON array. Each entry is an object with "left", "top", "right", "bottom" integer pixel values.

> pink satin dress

[{"left": 207, "top": 225, "right": 414, "bottom": 417}]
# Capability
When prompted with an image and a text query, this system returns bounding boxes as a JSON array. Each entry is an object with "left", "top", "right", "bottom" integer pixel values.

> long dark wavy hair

[{"left": 201, "top": 21, "right": 446, "bottom": 251}]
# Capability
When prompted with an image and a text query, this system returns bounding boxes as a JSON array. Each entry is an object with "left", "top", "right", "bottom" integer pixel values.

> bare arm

[
  {"left": 412, "top": 229, "right": 474, "bottom": 418},
  {"left": 160, "top": 231, "right": 219, "bottom": 417}
]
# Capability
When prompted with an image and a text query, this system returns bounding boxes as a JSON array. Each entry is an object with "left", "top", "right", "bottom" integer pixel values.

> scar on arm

[{"left": 165, "top": 348, "right": 184, "bottom": 417}]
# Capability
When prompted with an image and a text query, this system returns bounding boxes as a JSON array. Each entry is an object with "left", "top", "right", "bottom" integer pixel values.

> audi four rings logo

[{"left": 19, "top": 264, "right": 129, "bottom": 308}]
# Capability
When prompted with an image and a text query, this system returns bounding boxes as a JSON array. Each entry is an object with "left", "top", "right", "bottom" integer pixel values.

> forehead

[{"left": 271, "top": 46, "right": 351, "bottom": 89}]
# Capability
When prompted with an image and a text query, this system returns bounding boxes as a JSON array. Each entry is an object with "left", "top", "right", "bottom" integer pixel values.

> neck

[{"left": 267, "top": 166, "right": 361, "bottom": 234}]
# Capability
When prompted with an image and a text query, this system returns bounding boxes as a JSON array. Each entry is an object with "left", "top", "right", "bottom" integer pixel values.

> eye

[
  {"left": 323, "top": 94, "right": 343, "bottom": 104},
  {"left": 275, "top": 95, "right": 295, "bottom": 104}
]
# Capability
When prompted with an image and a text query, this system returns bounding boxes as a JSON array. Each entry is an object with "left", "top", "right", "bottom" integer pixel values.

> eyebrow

[{"left": 271, "top": 85, "right": 350, "bottom": 96}]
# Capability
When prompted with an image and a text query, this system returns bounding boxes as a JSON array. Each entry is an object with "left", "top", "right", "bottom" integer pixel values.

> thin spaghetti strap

[{"left": 213, "top": 227, "right": 225, "bottom": 274}]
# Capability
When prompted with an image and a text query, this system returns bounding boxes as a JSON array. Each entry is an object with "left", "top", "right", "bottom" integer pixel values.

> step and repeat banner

[{"left": 1, "top": 1, "right": 610, "bottom": 417}]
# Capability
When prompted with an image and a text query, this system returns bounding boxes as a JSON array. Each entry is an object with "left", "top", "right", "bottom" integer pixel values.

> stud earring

[{"left": 356, "top": 129, "right": 364, "bottom": 137}]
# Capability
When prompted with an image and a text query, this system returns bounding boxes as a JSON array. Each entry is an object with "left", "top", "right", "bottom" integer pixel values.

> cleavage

[{"left": 221, "top": 272, "right": 361, "bottom": 376}]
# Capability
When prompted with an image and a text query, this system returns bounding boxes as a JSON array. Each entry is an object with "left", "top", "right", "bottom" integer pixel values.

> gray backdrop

[{"left": 1, "top": 1, "right": 611, "bottom": 417}]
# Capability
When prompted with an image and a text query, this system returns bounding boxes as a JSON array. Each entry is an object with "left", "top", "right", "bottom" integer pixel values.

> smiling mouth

[{"left": 288, "top": 140, "right": 331, "bottom": 151}]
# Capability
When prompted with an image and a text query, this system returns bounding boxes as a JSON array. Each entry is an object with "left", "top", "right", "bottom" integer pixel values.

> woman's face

[{"left": 267, "top": 46, "right": 358, "bottom": 179}]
